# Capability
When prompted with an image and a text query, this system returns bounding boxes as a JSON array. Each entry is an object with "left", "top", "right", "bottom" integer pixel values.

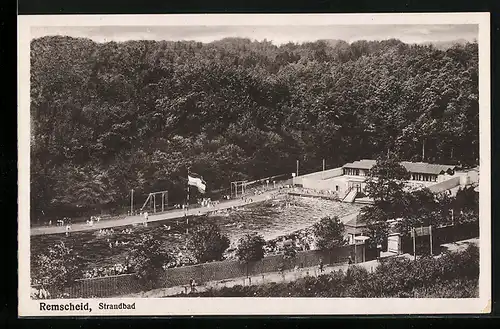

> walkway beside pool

[{"left": 30, "top": 189, "right": 287, "bottom": 236}]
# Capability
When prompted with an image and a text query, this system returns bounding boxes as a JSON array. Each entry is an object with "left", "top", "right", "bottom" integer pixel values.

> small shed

[{"left": 345, "top": 214, "right": 367, "bottom": 245}]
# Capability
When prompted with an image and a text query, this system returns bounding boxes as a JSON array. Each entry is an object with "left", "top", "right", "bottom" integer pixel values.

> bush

[
  {"left": 130, "top": 234, "right": 172, "bottom": 289},
  {"left": 187, "top": 222, "right": 230, "bottom": 263},
  {"left": 313, "top": 216, "right": 345, "bottom": 251},
  {"left": 236, "top": 233, "right": 266, "bottom": 276},
  {"left": 32, "top": 241, "right": 82, "bottom": 295},
  {"left": 171, "top": 245, "right": 479, "bottom": 298}
]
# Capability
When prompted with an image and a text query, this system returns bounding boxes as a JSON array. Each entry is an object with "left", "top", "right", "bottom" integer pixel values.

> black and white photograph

[{"left": 18, "top": 13, "right": 491, "bottom": 316}]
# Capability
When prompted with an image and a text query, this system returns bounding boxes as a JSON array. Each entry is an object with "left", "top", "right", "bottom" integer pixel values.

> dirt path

[{"left": 122, "top": 258, "right": 385, "bottom": 298}]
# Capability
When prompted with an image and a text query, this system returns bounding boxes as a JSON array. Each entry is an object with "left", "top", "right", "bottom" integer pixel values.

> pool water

[{"left": 31, "top": 196, "right": 362, "bottom": 274}]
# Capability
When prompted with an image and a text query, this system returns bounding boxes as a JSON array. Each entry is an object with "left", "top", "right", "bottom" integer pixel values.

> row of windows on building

[
  {"left": 343, "top": 168, "right": 438, "bottom": 182},
  {"left": 410, "top": 173, "right": 438, "bottom": 182},
  {"left": 343, "top": 168, "right": 368, "bottom": 176}
]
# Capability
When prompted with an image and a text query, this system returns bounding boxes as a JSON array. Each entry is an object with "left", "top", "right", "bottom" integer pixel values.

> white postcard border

[{"left": 18, "top": 12, "right": 491, "bottom": 316}]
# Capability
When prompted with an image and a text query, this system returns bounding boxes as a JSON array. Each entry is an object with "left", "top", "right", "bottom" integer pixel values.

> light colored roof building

[
  {"left": 342, "top": 159, "right": 457, "bottom": 175},
  {"left": 400, "top": 162, "right": 456, "bottom": 175},
  {"left": 342, "top": 159, "right": 377, "bottom": 170}
]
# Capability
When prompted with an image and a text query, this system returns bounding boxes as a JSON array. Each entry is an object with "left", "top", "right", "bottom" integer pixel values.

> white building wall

[{"left": 293, "top": 167, "right": 343, "bottom": 186}]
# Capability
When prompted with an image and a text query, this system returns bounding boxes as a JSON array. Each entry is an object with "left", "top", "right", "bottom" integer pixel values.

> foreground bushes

[{"left": 173, "top": 244, "right": 479, "bottom": 298}]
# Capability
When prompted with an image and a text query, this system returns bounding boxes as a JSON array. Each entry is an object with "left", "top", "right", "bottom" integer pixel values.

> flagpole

[{"left": 186, "top": 183, "right": 190, "bottom": 234}]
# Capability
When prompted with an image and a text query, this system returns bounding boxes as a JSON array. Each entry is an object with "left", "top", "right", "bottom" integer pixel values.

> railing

[{"left": 342, "top": 186, "right": 355, "bottom": 202}]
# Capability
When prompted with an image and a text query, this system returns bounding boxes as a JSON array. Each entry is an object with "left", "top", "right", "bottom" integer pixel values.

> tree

[
  {"left": 32, "top": 241, "right": 82, "bottom": 295},
  {"left": 187, "top": 222, "right": 230, "bottom": 263},
  {"left": 396, "top": 188, "right": 444, "bottom": 235},
  {"left": 130, "top": 233, "right": 172, "bottom": 289},
  {"left": 359, "top": 206, "right": 390, "bottom": 250},
  {"left": 313, "top": 216, "right": 346, "bottom": 251},
  {"left": 30, "top": 37, "right": 479, "bottom": 221},
  {"left": 236, "top": 233, "right": 266, "bottom": 277},
  {"left": 364, "top": 157, "right": 410, "bottom": 219},
  {"left": 280, "top": 242, "right": 297, "bottom": 273},
  {"left": 454, "top": 186, "right": 479, "bottom": 213}
]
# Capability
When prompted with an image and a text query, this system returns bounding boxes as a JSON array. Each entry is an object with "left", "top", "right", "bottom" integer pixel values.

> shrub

[
  {"left": 313, "top": 216, "right": 345, "bottom": 251},
  {"left": 171, "top": 245, "right": 479, "bottom": 298},
  {"left": 187, "top": 222, "right": 230, "bottom": 263},
  {"left": 32, "top": 241, "right": 82, "bottom": 295},
  {"left": 130, "top": 233, "right": 172, "bottom": 289}
]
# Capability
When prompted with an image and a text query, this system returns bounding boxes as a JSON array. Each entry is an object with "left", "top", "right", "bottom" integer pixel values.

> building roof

[
  {"left": 342, "top": 159, "right": 457, "bottom": 175},
  {"left": 345, "top": 215, "right": 367, "bottom": 228},
  {"left": 400, "top": 162, "right": 457, "bottom": 175},
  {"left": 345, "top": 215, "right": 367, "bottom": 235},
  {"left": 342, "top": 159, "right": 377, "bottom": 170}
]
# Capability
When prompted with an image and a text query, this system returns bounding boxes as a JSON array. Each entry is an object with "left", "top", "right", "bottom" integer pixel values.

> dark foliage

[
  {"left": 236, "top": 233, "right": 266, "bottom": 263},
  {"left": 187, "top": 222, "right": 230, "bottom": 263},
  {"left": 130, "top": 233, "right": 173, "bottom": 289},
  {"left": 174, "top": 244, "right": 479, "bottom": 297},
  {"left": 313, "top": 216, "right": 346, "bottom": 251},
  {"left": 31, "top": 241, "right": 83, "bottom": 293},
  {"left": 30, "top": 37, "right": 479, "bottom": 220}
]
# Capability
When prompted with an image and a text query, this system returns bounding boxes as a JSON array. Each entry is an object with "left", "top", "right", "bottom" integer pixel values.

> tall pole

[
  {"left": 186, "top": 185, "right": 190, "bottom": 215},
  {"left": 429, "top": 225, "right": 433, "bottom": 256},
  {"left": 153, "top": 193, "right": 156, "bottom": 213},
  {"left": 322, "top": 159, "right": 325, "bottom": 179},
  {"left": 296, "top": 160, "right": 299, "bottom": 177},
  {"left": 354, "top": 240, "right": 357, "bottom": 264},
  {"left": 413, "top": 228, "right": 416, "bottom": 261},
  {"left": 130, "top": 189, "right": 134, "bottom": 215},
  {"left": 422, "top": 138, "right": 425, "bottom": 162},
  {"left": 162, "top": 192, "right": 165, "bottom": 212},
  {"left": 363, "top": 242, "right": 366, "bottom": 263},
  {"left": 186, "top": 184, "right": 190, "bottom": 234}
]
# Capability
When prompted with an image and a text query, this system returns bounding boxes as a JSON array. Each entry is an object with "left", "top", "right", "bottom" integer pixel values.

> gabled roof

[
  {"left": 342, "top": 159, "right": 457, "bottom": 175},
  {"left": 400, "top": 162, "right": 457, "bottom": 175},
  {"left": 345, "top": 215, "right": 367, "bottom": 228},
  {"left": 342, "top": 159, "right": 377, "bottom": 170}
]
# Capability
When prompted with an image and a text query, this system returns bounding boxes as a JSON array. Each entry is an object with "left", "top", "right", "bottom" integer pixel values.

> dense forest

[{"left": 30, "top": 36, "right": 479, "bottom": 220}]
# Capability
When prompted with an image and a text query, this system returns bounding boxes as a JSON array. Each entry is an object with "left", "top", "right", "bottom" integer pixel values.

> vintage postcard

[{"left": 18, "top": 13, "right": 491, "bottom": 316}]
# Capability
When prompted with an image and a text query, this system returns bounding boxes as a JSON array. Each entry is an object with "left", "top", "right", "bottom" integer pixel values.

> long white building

[{"left": 293, "top": 159, "right": 479, "bottom": 203}]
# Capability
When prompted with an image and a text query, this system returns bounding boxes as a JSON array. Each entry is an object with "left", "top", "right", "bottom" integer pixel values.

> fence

[
  {"left": 38, "top": 244, "right": 367, "bottom": 299},
  {"left": 158, "top": 244, "right": 365, "bottom": 288},
  {"left": 401, "top": 222, "right": 479, "bottom": 255}
]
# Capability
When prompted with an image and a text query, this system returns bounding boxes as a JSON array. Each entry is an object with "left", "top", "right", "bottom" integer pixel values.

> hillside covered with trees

[{"left": 30, "top": 37, "right": 479, "bottom": 220}]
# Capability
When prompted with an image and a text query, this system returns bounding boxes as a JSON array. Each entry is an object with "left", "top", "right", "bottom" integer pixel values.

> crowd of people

[
  {"left": 264, "top": 227, "right": 316, "bottom": 256},
  {"left": 82, "top": 263, "right": 134, "bottom": 279},
  {"left": 291, "top": 187, "right": 340, "bottom": 199},
  {"left": 164, "top": 249, "right": 197, "bottom": 269}
]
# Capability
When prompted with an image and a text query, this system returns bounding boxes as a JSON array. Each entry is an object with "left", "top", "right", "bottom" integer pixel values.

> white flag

[{"left": 188, "top": 174, "right": 206, "bottom": 194}]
